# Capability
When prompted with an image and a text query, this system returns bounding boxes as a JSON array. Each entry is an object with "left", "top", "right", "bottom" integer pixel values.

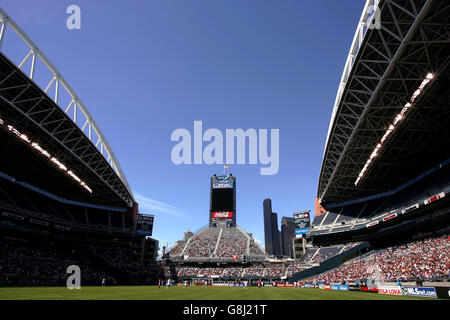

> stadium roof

[
  {"left": 318, "top": 0, "right": 449, "bottom": 205},
  {"left": 0, "top": 9, "right": 134, "bottom": 208}
]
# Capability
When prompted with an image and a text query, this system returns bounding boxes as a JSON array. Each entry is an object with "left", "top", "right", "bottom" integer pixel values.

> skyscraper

[
  {"left": 263, "top": 198, "right": 281, "bottom": 256},
  {"left": 281, "top": 217, "right": 296, "bottom": 258}
]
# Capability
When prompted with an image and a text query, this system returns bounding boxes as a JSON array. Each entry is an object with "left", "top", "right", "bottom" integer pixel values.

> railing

[{"left": 1, "top": 204, "right": 131, "bottom": 235}]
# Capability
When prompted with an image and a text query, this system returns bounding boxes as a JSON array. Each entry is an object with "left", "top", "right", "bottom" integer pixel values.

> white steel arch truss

[
  {"left": 0, "top": 8, "right": 134, "bottom": 205},
  {"left": 318, "top": 0, "right": 449, "bottom": 203}
]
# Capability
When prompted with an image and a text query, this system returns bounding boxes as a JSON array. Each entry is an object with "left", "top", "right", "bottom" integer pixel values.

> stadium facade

[
  {"left": 289, "top": 0, "right": 450, "bottom": 286},
  {"left": 0, "top": 8, "right": 160, "bottom": 286},
  {"left": 159, "top": 0, "right": 450, "bottom": 287},
  {"left": 1, "top": 0, "right": 448, "bottom": 289}
]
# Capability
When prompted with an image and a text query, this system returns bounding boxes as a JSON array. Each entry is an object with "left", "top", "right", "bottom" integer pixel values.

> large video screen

[
  {"left": 136, "top": 214, "right": 154, "bottom": 236},
  {"left": 211, "top": 188, "right": 234, "bottom": 212},
  {"left": 294, "top": 211, "right": 310, "bottom": 236}
]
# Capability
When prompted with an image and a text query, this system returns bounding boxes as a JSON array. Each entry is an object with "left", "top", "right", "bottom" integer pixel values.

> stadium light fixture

[
  {"left": 2, "top": 119, "right": 93, "bottom": 193},
  {"left": 354, "top": 73, "right": 434, "bottom": 186},
  {"left": 31, "top": 142, "right": 51, "bottom": 158},
  {"left": 51, "top": 157, "right": 68, "bottom": 171}
]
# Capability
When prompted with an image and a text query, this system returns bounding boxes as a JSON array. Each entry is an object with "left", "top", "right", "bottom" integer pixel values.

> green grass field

[{"left": 0, "top": 286, "right": 435, "bottom": 300}]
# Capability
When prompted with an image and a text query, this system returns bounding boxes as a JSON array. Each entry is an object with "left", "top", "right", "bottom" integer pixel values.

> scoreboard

[
  {"left": 293, "top": 210, "right": 310, "bottom": 237},
  {"left": 136, "top": 214, "right": 154, "bottom": 236},
  {"left": 210, "top": 174, "right": 236, "bottom": 227}
]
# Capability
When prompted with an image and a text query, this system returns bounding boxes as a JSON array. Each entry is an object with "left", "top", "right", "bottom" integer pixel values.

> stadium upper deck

[
  {"left": 318, "top": 0, "right": 449, "bottom": 205},
  {"left": 164, "top": 225, "right": 267, "bottom": 264},
  {"left": 0, "top": 9, "right": 133, "bottom": 209}
]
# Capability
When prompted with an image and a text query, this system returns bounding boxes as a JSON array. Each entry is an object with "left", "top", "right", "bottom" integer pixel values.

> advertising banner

[
  {"left": 331, "top": 284, "right": 339, "bottom": 290},
  {"left": 293, "top": 211, "right": 310, "bottom": 235},
  {"left": 361, "top": 286, "right": 378, "bottom": 292},
  {"left": 212, "top": 211, "right": 233, "bottom": 218},
  {"left": 378, "top": 285, "right": 402, "bottom": 296},
  {"left": 212, "top": 182, "right": 233, "bottom": 189},
  {"left": 331, "top": 284, "right": 350, "bottom": 291},
  {"left": 402, "top": 204, "right": 419, "bottom": 214},
  {"left": 366, "top": 220, "right": 379, "bottom": 227},
  {"left": 136, "top": 214, "right": 154, "bottom": 236},
  {"left": 295, "top": 228, "right": 309, "bottom": 235},
  {"left": 382, "top": 213, "right": 397, "bottom": 221},
  {"left": 402, "top": 286, "right": 437, "bottom": 298},
  {"left": 424, "top": 192, "right": 445, "bottom": 205},
  {"left": 276, "top": 284, "right": 294, "bottom": 287}
]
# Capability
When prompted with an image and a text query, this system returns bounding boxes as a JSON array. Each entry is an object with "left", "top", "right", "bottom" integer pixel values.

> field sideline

[{"left": 0, "top": 286, "right": 434, "bottom": 300}]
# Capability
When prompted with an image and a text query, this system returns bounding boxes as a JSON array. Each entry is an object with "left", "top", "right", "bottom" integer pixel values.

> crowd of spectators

[
  {"left": 175, "top": 264, "right": 291, "bottom": 278},
  {"left": 166, "top": 228, "right": 266, "bottom": 259},
  {"left": 264, "top": 264, "right": 285, "bottom": 277},
  {"left": 307, "top": 234, "right": 450, "bottom": 284},
  {"left": 178, "top": 267, "right": 200, "bottom": 277},
  {"left": 249, "top": 240, "right": 265, "bottom": 255},
  {"left": 167, "top": 242, "right": 186, "bottom": 256},
  {"left": 242, "top": 264, "right": 265, "bottom": 277},
  {"left": 300, "top": 248, "right": 318, "bottom": 263},
  {"left": 300, "top": 243, "right": 361, "bottom": 265},
  {"left": 310, "top": 245, "right": 344, "bottom": 264},
  {"left": 342, "top": 242, "right": 361, "bottom": 251},
  {"left": 197, "top": 268, "right": 224, "bottom": 277},
  {"left": 222, "top": 267, "right": 243, "bottom": 277},
  {"left": 82, "top": 245, "right": 130, "bottom": 267},
  {"left": 216, "top": 237, "right": 246, "bottom": 257},
  {"left": 185, "top": 231, "right": 218, "bottom": 257},
  {"left": 0, "top": 238, "right": 114, "bottom": 286},
  {"left": 286, "top": 265, "right": 309, "bottom": 277}
]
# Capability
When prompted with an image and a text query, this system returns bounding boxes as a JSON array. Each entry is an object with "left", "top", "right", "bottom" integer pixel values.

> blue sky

[{"left": 0, "top": 0, "right": 365, "bottom": 251}]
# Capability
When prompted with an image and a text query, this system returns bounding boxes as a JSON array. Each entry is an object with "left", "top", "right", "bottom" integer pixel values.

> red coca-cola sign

[{"left": 212, "top": 211, "right": 233, "bottom": 218}]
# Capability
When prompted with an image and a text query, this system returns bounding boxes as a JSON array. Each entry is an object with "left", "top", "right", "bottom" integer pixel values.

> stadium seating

[
  {"left": 184, "top": 228, "right": 220, "bottom": 257},
  {"left": 0, "top": 178, "right": 132, "bottom": 233},
  {"left": 314, "top": 164, "right": 450, "bottom": 230},
  {"left": 216, "top": 228, "right": 247, "bottom": 257},
  {"left": 165, "top": 226, "right": 266, "bottom": 261},
  {"left": 168, "top": 242, "right": 186, "bottom": 256},
  {"left": 306, "top": 234, "right": 450, "bottom": 283},
  {"left": 263, "top": 264, "right": 285, "bottom": 277},
  {"left": 0, "top": 237, "right": 115, "bottom": 286}
]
